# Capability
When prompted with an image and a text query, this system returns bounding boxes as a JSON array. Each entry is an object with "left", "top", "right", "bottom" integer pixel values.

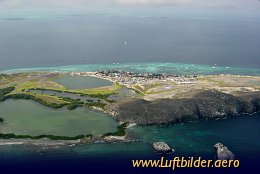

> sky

[
  {"left": 0, "top": 0, "right": 259, "bottom": 19},
  {"left": 0, "top": 0, "right": 260, "bottom": 9}
]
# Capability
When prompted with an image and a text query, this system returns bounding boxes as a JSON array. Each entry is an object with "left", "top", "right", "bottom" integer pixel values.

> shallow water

[
  {"left": 0, "top": 113, "right": 259, "bottom": 160},
  {"left": 54, "top": 75, "right": 113, "bottom": 89},
  {"left": 3, "top": 63, "right": 260, "bottom": 76},
  {"left": 0, "top": 99, "right": 118, "bottom": 136}
]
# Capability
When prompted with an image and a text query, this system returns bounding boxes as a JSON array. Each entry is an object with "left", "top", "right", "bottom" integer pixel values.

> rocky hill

[{"left": 108, "top": 90, "right": 260, "bottom": 125}]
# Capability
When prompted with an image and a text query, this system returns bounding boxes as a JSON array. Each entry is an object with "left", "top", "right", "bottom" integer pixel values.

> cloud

[{"left": 0, "top": 0, "right": 259, "bottom": 8}]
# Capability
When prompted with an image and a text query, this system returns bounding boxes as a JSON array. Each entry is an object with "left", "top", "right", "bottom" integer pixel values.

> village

[{"left": 66, "top": 70, "right": 198, "bottom": 85}]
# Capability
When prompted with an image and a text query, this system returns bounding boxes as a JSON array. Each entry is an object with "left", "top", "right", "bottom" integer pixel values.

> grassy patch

[
  {"left": 102, "top": 122, "right": 128, "bottom": 137},
  {"left": 28, "top": 84, "right": 122, "bottom": 102},
  {"left": 74, "top": 84, "right": 123, "bottom": 95},
  {"left": 4, "top": 93, "right": 67, "bottom": 109},
  {"left": 62, "top": 98, "right": 84, "bottom": 110},
  {"left": 28, "top": 84, "right": 122, "bottom": 97},
  {"left": 31, "top": 93, "right": 68, "bottom": 104},
  {"left": 0, "top": 86, "right": 15, "bottom": 101},
  {"left": 14, "top": 80, "right": 66, "bottom": 93}
]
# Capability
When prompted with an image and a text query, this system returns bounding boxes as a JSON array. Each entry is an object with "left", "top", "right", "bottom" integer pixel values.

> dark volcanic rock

[
  {"left": 108, "top": 90, "right": 260, "bottom": 125},
  {"left": 214, "top": 143, "right": 235, "bottom": 160}
]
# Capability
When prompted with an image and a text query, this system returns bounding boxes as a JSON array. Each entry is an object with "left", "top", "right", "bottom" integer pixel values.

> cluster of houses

[
  {"left": 95, "top": 70, "right": 197, "bottom": 85},
  {"left": 67, "top": 70, "right": 197, "bottom": 85}
]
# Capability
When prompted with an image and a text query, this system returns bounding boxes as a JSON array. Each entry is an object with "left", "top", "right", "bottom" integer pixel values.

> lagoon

[
  {"left": 54, "top": 76, "right": 113, "bottom": 89},
  {"left": 0, "top": 99, "right": 118, "bottom": 136}
]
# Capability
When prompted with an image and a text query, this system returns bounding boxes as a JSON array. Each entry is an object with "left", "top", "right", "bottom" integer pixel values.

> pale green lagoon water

[
  {"left": 0, "top": 99, "right": 118, "bottom": 136},
  {"left": 54, "top": 76, "right": 113, "bottom": 89}
]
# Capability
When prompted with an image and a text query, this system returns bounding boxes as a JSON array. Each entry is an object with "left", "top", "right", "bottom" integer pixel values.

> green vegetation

[
  {"left": 27, "top": 83, "right": 122, "bottom": 96},
  {"left": 14, "top": 80, "right": 66, "bottom": 93},
  {"left": 2, "top": 92, "right": 108, "bottom": 110},
  {"left": 1, "top": 76, "right": 123, "bottom": 111},
  {"left": 0, "top": 86, "right": 15, "bottom": 101},
  {"left": 0, "top": 133, "right": 93, "bottom": 140},
  {"left": 81, "top": 93, "right": 112, "bottom": 99},
  {"left": 5, "top": 93, "right": 66, "bottom": 109},
  {"left": 30, "top": 86, "right": 117, "bottom": 96},
  {"left": 1, "top": 89, "right": 84, "bottom": 110},
  {"left": 66, "top": 103, "right": 79, "bottom": 110},
  {"left": 74, "top": 83, "right": 122, "bottom": 95},
  {"left": 30, "top": 87, "right": 117, "bottom": 100},
  {"left": 62, "top": 97, "right": 84, "bottom": 110},
  {"left": 86, "top": 101, "right": 107, "bottom": 109},
  {"left": 26, "top": 88, "right": 118, "bottom": 109},
  {"left": 102, "top": 122, "right": 128, "bottom": 137},
  {"left": 29, "top": 87, "right": 65, "bottom": 92},
  {"left": 0, "top": 118, "right": 3, "bottom": 123},
  {"left": 0, "top": 74, "right": 12, "bottom": 83}
]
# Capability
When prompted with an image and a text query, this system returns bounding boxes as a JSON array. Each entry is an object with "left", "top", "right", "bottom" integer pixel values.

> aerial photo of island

[{"left": 0, "top": 0, "right": 260, "bottom": 173}]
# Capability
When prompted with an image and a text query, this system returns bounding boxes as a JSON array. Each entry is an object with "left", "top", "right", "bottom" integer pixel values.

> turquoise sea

[{"left": 2, "top": 62, "right": 260, "bottom": 75}]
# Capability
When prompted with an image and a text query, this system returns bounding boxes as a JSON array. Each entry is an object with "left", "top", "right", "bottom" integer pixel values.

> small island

[
  {"left": 153, "top": 142, "right": 174, "bottom": 153},
  {"left": 0, "top": 71, "right": 259, "bottom": 145}
]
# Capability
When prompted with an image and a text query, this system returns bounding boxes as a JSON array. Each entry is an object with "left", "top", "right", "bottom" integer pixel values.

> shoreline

[
  {"left": 1, "top": 62, "right": 260, "bottom": 76},
  {"left": 0, "top": 113, "right": 259, "bottom": 147},
  {"left": 0, "top": 122, "right": 135, "bottom": 147},
  {"left": 0, "top": 133, "right": 133, "bottom": 147},
  {"left": 0, "top": 139, "right": 81, "bottom": 147},
  {"left": 1, "top": 70, "right": 260, "bottom": 147}
]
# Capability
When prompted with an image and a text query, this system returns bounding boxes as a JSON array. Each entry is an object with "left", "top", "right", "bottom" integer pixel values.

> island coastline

[{"left": 0, "top": 70, "right": 260, "bottom": 146}]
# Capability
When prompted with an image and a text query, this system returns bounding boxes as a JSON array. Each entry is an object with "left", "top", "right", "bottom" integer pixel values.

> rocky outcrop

[
  {"left": 108, "top": 90, "right": 260, "bottom": 125},
  {"left": 153, "top": 142, "right": 173, "bottom": 153},
  {"left": 214, "top": 143, "right": 235, "bottom": 160}
]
